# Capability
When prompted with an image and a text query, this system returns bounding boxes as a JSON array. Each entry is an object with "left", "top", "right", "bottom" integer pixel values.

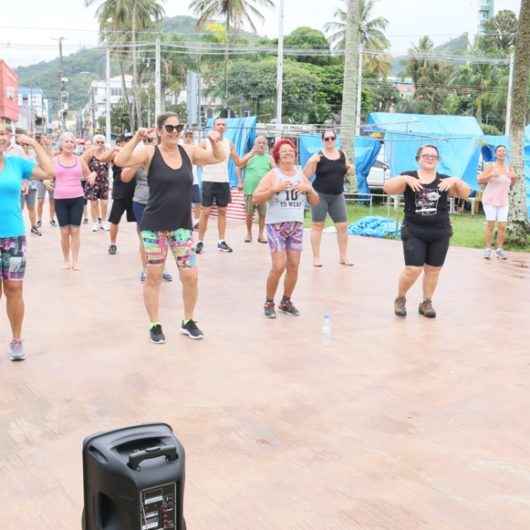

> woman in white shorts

[{"left": 478, "top": 145, "right": 517, "bottom": 260}]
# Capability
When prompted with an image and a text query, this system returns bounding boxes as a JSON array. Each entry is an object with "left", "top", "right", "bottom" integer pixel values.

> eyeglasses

[
  {"left": 95, "top": 141, "right": 105, "bottom": 145},
  {"left": 164, "top": 124, "right": 184, "bottom": 134},
  {"left": 324, "top": 136, "right": 336, "bottom": 142},
  {"left": 420, "top": 154, "right": 438, "bottom": 160}
]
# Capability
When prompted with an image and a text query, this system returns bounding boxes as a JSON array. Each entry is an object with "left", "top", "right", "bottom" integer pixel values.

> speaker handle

[{"left": 128, "top": 445, "right": 178, "bottom": 470}]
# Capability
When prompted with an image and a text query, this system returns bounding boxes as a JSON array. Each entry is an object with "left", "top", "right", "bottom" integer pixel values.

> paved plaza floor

[{"left": 1, "top": 219, "right": 530, "bottom": 530}]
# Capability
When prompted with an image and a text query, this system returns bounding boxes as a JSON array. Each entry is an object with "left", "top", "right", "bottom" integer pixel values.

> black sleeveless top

[
  {"left": 313, "top": 150, "right": 347, "bottom": 195},
  {"left": 140, "top": 146, "right": 193, "bottom": 232},
  {"left": 111, "top": 165, "right": 135, "bottom": 200},
  {"left": 401, "top": 170, "right": 451, "bottom": 231}
]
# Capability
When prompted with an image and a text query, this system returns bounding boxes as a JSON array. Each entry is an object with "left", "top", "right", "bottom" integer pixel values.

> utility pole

[
  {"left": 54, "top": 36, "right": 67, "bottom": 131},
  {"left": 505, "top": 52, "right": 515, "bottom": 136},
  {"left": 155, "top": 37, "right": 161, "bottom": 121},
  {"left": 275, "top": 0, "right": 285, "bottom": 134},
  {"left": 356, "top": 46, "right": 363, "bottom": 136},
  {"left": 105, "top": 46, "right": 112, "bottom": 145}
]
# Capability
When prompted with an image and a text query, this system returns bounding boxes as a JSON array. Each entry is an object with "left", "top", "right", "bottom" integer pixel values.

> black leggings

[
  {"left": 401, "top": 224, "right": 451, "bottom": 267},
  {"left": 55, "top": 197, "right": 85, "bottom": 227}
]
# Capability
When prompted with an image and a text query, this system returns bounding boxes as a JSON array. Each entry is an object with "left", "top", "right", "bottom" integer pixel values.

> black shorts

[
  {"left": 192, "top": 184, "right": 201, "bottom": 205},
  {"left": 55, "top": 197, "right": 85, "bottom": 227},
  {"left": 202, "top": 182, "right": 231, "bottom": 208},
  {"left": 401, "top": 224, "right": 451, "bottom": 267},
  {"left": 109, "top": 198, "right": 135, "bottom": 225}
]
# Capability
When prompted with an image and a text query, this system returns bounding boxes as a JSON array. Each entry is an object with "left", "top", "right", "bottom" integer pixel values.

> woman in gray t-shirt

[{"left": 253, "top": 139, "right": 319, "bottom": 319}]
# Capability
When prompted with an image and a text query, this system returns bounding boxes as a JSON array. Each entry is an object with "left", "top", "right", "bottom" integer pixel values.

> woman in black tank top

[
  {"left": 303, "top": 129, "right": 353, "bottom": 267},
  {"left": 114, "top": 112, "right": 227, "bottom": 344},
  {"left": 383, "top": 144, "right": 470, "bottom": 319}
]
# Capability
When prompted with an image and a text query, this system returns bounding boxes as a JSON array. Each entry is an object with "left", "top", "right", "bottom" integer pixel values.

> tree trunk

[
  {"left": 340, "top": 0, "right": 360, "bottom": 192},
  {"left": 119, "top": 57, "right": 134, "bottom": 132},
  {"left": 507, "top": 0, "right": 530, "bottom": 245}
]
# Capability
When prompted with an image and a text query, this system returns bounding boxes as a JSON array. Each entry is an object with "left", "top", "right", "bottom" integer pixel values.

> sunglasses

[
  {"left": 324, "top": 136, "right": 336, "bottom": 142},
  {"left": 164, "top": 124, "right": 184, "bottom": 134}
]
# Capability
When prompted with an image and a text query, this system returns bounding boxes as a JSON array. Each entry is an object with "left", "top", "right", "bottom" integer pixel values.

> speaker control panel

[{"left": 140, "top": 482, "right": 176, "bottom": 530}]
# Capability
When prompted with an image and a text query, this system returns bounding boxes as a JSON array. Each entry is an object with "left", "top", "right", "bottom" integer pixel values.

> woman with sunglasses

[
  {"left": 383, "top": 145, "right": 470, "bottom": 319},
  {"left": 115, "top": 113, "right": 226, "bottom": 344},
  {"left": 82, "top": 134, "right": 113, "bottom": 232},
  {"left": 478, "top": 145, "right": 517, "bottom": 260},
  {"left": 303, "top": 129, "right": 353, "bottom": 267}
]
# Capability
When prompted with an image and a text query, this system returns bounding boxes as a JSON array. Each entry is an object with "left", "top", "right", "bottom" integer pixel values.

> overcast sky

[{"left": 0, "top": 0, "right": 522, "bottom": 68}]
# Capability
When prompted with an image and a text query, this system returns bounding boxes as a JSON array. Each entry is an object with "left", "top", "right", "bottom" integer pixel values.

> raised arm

[
  {"left": 189, "top": 131, "right": 226, "bottom": 166},
  {"left": 509, "top": 165, "right": 518, "bottom": 185},
  {"left": 231, "top": 144, "right": 254, "bottom": 168},
  {"left": 383, "top": 175, "right": 408, "bottom": 195},
  {"left": 477, "top": 165, "right": 494, "bottom": 185},
  {"left": 303, "top": 153, "right": 322, "bottom": 178},
  {"left": 16, "top": 134, "right": 53, "bottom": 179},
  {"left": 114, "top": 129, "right": 153, "bottom": 168},
  {"left": 253, "top": 170, "right": 290, "bottom": 205},
  {"left": 295, "top": 175, "right": 320, "bottom": 206},
  {"left": 121, "top": 165, "right": 141, "bottom": 183}
]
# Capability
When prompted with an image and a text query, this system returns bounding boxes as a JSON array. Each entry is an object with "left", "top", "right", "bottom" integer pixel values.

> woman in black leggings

[{"left": 383, "top": 145, "right": 470, "bottom": 318}]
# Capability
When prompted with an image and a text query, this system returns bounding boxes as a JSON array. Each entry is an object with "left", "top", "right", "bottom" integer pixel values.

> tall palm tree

[
  {"left": 85, "top": 0, "right": 165, "bottom": 129},
  {"left": 404, "top": 36, "right": 434, "bottom": 87},
  {"left": 507, "top": 0, "right": 530, "bottom": 244},
  {"left": 325, "top": 0, "right": 390, "bottom": 78},
  {"left": 189, "top": 0, "right": 275, "bottom": 110},
  {"left": 340, "top": 0, "right": 361, "bottom": 191}
]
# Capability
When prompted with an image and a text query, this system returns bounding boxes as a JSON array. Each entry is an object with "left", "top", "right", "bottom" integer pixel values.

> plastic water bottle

[{"left": 322, "top": 313, "right": 332, "bottom": 339}]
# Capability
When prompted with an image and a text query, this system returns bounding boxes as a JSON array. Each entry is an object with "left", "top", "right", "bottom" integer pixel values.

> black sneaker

[
  {"left": 180, "top": 319, "right": 204, "bottom": 340},
  {"left": 36, "top": 220, "right": 42, "bottom": 228},
  {"left": 149, "top": 324, "right": 166, "bottom": 344},
  {"left": 50, "top": 219, "right": 57, "bottom": 227},
  {"left": 83, "top": 218, "right": 89, "bottom": 225},
  {"left": 264, "top": 301, "right": 277, "bottom": 319},
  {"left": 278, "top": 298, "right": 300, "bottom": 317},
  {"left": 217, "top": 240, "right": 233, "bottom": 253},
  {"left": 108, "top": 244, "right": 117, "bottom": 255},
  {"left": 31, "top": 226, "right": 42, "bottom": 236},
  {"left": 195, "top": 241, "right": 204, "bottom": 254}
]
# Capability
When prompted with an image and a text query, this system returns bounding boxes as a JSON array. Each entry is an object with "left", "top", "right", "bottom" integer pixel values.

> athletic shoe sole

[
  {"left": 9, "top": 355, "right": 26, "bottom": 362},
  {"left": 217, "top": 248, "right": 233, "bottom": 253},
  {"left": 278, "top": 309, "right": 300, "bottom": 317},
  {"left": 180, "top": 329, "right": 204, "bottom": 340},
  {"left": 150, "top": 336, "right": 166, "bottom": 345}
]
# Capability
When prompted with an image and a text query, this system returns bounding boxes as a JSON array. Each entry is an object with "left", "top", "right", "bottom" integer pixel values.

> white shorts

[{"left": 483, "top": 204, "right": 509, "bottom": 222}]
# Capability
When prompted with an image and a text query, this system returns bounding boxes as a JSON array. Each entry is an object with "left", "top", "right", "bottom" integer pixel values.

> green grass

[{"left": 304, "top": 203, "right": 530, "bottom": 253}]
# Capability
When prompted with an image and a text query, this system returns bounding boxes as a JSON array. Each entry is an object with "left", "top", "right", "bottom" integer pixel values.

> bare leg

[
  {"left": 60, "top": 227, "right": 72, "bottom": 268},
  {"left": 198, "top": 207, "right": 211, "bottom": 241},
  {"left": 110, "top": 223, "right": 119, "bottom": 245},
  {"left": 89, "top": 200, "right": 99, "bottom": 223},
  {"left": 245, "top": 212, "right": 254, "bottom": 241},
  {"left": 217, "top": 207, "right": 227, "bottom": 241},
  {"left": 336, "top": 222, "right": 352, "bottom": 265},
  {"left": 422, "top": 265, "right": 442, "bottom": 300},
  {"left": 37, "top": 198, "right": 44, "bottom": 223},
  {"left": 49, "top": 196, "right": 55, "bottom": 222},
  {"left": 137, "top": 230, "right": 147, "bottom": 271},
  {"left": 179, "top": 267, "right": 198, "bottom": 321},
  {"left": 100, "top": 199, "right": 108, "bottom": 221},
  {"left": 484, "top": 221, "right": 495, "bottom": 248},
  {"left": 5, "top": 281, "right": 24, "bottom": 340},
  {"left": 27, "top": 203, "right": 37, "bottom": 228},
  {"left": 144, "top": 263, "right": 164, "bottom": 323},
  {"left": 283, "top": 250, "right": 301, "bottom": 299},
  {"left": 71, "top": 227, "right": 81, "bottom": 270},
  {"left": 497, "top": 222, "right": 507, "bottom": 248},
  {"left": 266, "top": 251, "right": 287, "bottom": 300},
  {"left": 258, "top": 212, "right": 266, "bottom": 241},
  {"left": 397, "top": 266, "right": 423, "bottom": 298},
  {"left": 310, "top": 222, "right": 325, "bottom": 267}
]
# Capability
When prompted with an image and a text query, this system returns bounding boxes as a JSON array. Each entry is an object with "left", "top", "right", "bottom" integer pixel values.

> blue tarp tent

[
  {"left": 204, "top": 116, "right": 257, "bottom": 187},
  {"left": 298, "top": 135, "right": 381, "bottom": 194},
  {"left": 367, "top": 113, "right": 483, "bottom": 190}
]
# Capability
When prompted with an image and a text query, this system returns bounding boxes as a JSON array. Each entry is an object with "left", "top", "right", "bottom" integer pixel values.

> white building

[
  {"left": 82, "top": 75, "right": 132, "bottom": 135},
  {"left": 16, "top": 86, "right": 49, "bottom": 133}
]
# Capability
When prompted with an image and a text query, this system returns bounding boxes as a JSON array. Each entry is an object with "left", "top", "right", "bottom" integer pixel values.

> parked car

[{"left": 367, "top": 159, "right": 390, "bottom": 189}]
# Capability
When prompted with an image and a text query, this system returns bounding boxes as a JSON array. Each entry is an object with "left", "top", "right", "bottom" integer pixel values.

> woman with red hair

[{"left": 253, "top": 139, "right": 319, "bottom": 318}]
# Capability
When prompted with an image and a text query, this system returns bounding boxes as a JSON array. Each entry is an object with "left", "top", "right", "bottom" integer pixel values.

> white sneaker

[
  {"left": 496, "top": 248, "right": 508, "bottom": 260},
  {"left": 102, "top": 221, "right": 111, "bottom": 231},
  {"left": 91, "top": 223, "right": 99, "bottom": 232},
  {"left": 483, "top": 248, "right": 492, "bottom": 260},
  {"left": 8, "top": 339, "right": 25, "bottom": 361}
]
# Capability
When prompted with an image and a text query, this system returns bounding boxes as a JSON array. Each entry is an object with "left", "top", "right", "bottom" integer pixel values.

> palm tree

[
  {"left": 325, "top": 0, "right": 390, "bottom": 78},
  {"left": 507, "top": 0, "right": 530, "bottom": 244},
  {"left": 85, "top": 0, "right": 165, "bottom": 129},
  {"left": 404, "top": 36, "right": 434, "bottom": 87},
  {"left": 340, "top": 0, "right": 361, "bottom": 191},
  {"left": 189, "top": 0, "right": 275, "bottom": 110}
]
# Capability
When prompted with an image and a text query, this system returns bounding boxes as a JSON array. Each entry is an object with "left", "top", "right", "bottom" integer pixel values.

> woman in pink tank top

[
  {"left": 477, "top": 145, "right": 517, "bottom": 260},
  {"left": 52, "top": 133, "right": 95, "bottom": 270}
]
